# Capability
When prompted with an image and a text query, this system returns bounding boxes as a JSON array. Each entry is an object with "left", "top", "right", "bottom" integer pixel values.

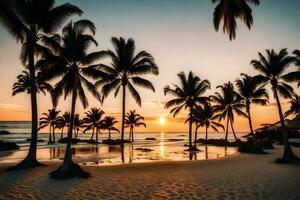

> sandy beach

[{"left": 0, "top": 146, "right": 299, "bottom": 200}]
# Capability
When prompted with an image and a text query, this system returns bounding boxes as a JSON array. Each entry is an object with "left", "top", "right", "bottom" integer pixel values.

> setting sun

[{"left": 159, "top": 117, "right": 166, "bottom": 125}]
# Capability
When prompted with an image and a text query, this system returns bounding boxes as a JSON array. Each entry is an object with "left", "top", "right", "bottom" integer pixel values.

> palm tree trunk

[
  {"left": 194, "top": 126, "right": 199, "bottom": 147},
  {"left": 246, "top": 103, "right": 258, "bottom": 146},
  {"left": 121, "top": 86, "right": 126, "bottom": 148},
  {"left": 132, "top": 128, "right": 134, "bottom": 142},
  {"left": 75, "top": 129, "right": 79, "bottom": 139},
  {"left": 188, "top": 106, "right": 193, "bottom": 150},
  {"left": 50, "top": 79, "right": 89, "bottom": 179},
  {"left": 95, "top": 127, "right": 99, "bottom": 143},
  {"left": 62, "top": 86, "right": 77, "bottom": 169},
  {"left": 52, "top": 126, "right": 55, "bottom": 142},
  {"left": 121, "top": 147, "right": 125, "bottom": 163},
  {"left": 49, "top": 126, "right": 52, "bottom": 142},
  {"left": 108, "top": 129, "right": 111, "bottom": 140},
  {"left": 91, "top": 127, "right": 94, "bottom": 140},
  {"left": 205, "top": 125, "right": 208, "bottom": 141},
  {"left": 225, "top": 117, "right": 229, "bottom": 142},
  {"left": 16, "top": 36, "right": 40, "bottom": 168},
  {"left": 60, "top": 128, "right": 64, "bottom": 139},
  {"left": 128, "top": 128, "right": 131, "bottom": 141},
  {"left": 230, "top": 119, "right": 238, "bottom": 141},
  {"left": 273, "top": 87, "right": 298, "bottom": 162}
]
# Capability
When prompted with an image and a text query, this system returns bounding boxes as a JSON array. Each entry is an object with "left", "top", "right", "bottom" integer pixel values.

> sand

[{"left": 0, "top": 146, "right": 300, "bottom": 200}]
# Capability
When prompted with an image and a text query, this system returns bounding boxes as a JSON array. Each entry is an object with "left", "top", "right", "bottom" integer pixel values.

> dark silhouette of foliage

[
  {"left": 125, "top": 110, "right": 146, "bottom": 142},
  {"left": 212, "top": 0, "right": 260, "bottom": 40},
  {"left": 164, "top": 71, "right": 210, "bottom": 151},
  {"left": 251, "top": 48, "right": 299, "bottom": 163},
  {"left": 0, "top": 0, "right": 82, "bottom": 169},
  {"left": 98, "top": 37, "right": 158, "bottom": 147}
]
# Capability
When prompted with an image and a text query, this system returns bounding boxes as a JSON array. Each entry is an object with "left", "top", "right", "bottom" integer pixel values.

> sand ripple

[{"left": 0, "top": 146, "right": 300, "bottom": 200}]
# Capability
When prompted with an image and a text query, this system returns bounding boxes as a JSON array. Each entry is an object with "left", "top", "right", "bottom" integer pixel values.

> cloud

[
  {"left": 0, "top": 103, "right": 24, "bottom": 109},
  {"left": 144, "top": 99, "right": 167, "bottom": 106},
  {"left": 266, "top": 101, "right": 288, "bottom": 107}
]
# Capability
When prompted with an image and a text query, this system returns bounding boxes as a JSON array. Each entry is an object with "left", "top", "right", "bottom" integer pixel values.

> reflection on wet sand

[{"left": 0, "top": 142, "right": 237, "bottom": 165}]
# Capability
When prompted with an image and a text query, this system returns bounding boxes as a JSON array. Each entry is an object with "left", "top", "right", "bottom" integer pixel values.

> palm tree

[
  {"left": 235, "top": 74, "right": 269, "bottom": 146},
  {"left": 212, "top": 0, "right": 260, "bottom": 40},
  {"left": 98, "top": 37, "right": 158, "bottom": 147},
  {"left": 251, "top": 48, "right": 299, "bottom": 163},
  {"left": 40, "top": 20, "right": 106, "bottom": 179},
  {"left": 164, "top": 71, "right": 210, "bottom": 151},
  {"left": 102, "top": 116, "right": 119, "bottom": 140},
  {"left": 83, "top": 108, "right": 105, "bottom": 143},
  {"left": 56, "top": 112, "right": 70, "bottom": 139},
  {"left": 39, "top": 108, "right": 62, "bottom": 143},
  {"left": 192, "top": 103, "right": 224, "bottom": 146},
  {"left": 73, "top": 114, "right": 83, "bottom": 139},
  {"left": 12, "top": 70, "right": 52, "bottom": 96},
  {"left": 0, "top": 0, "right": 82, "bottom": 169},
  {"left": 211, "top": 82, "right": 246, "bottom": 142},
  {"left": 125, "top": 110, "right": 146, "bottom": 142},
  {"left": 284, "top": 93, "right": 300, "bottom": 118}
]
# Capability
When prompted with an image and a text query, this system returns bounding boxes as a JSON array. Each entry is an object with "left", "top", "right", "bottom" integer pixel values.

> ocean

[{"left": 0, "top": 121, "right": 245, "bottom": 165}]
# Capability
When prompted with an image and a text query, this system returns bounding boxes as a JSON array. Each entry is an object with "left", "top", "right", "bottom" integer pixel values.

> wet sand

[{"left": 0, "top": 146, "right": 300, "bottom": 200}]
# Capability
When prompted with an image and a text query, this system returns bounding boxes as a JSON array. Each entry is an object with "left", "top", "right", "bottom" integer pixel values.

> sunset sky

[{"left": 0, "top": 0, "right": 299, "bottom": 132}]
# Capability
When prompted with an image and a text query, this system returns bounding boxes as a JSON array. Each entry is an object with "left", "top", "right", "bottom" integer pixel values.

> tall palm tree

[
  {"left": 98, "top": 37, "right": 158, "bottom": 147},
  {"left": 125, "top": 110, "right": 146, "bottom": 142},
  {"left": 83, "top": 108, "right": 105, "bottom": 143},
  {"left": 0, "top": 0, "right": 82, "bottom": 169},
  {"left": 192, "top": 103, "right": 224, "bottom": 146},
  {"left": 284, "top": 93, "right": 300, "bottom": 118},
  {"left": 211, "top": 82, "right": 246, "bottom": 142},
  {"left": 251, "top": 48, "right": 299, "bottom": 163},
  {"left": 39, "top": 108, "right": 62, "bottom": 143},
  {"left": 164, "top": 71, "right": 210, "bottom": 151},
  {"left": 235, "top": 74, "right": 269, "bottom": 145},
  {"left": 102, "top": 116, "right": 119, "bottom": 140},
  {"left": 212, "top": 0, "right": 260, "bottom": 40},
  {"left": 41, "top": 20, "right": 106, "bottom": 179},
  {"left": 12, "top": 70, "right": 52, "bottom": 96}
]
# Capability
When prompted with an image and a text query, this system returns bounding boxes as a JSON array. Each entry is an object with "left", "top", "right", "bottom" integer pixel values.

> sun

[{"left": 159, "top": 116, "right": 166, "bottom": 125}]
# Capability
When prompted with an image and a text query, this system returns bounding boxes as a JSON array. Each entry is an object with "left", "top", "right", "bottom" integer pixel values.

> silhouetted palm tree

[
  {"left": 12, "top": 70, "right": 52, "bottom": 96},
  {"left": 211, "top": 82, "right": 246, "bottom": 142},
  {"left": 56, "top": 112, "right": 70, "bottom": 139},
  {"left": 41, "top": 20, "right": 105, "bottom": 179},
  {"left": 73, "top": 114, "right": 83, "bottom": 139},
  {"left": 83, "top": 108, "right": 105, "bottom": 143},
  {"left": 0, "top": 0, "right": 82, "bottom": 169},
  {"left": 102, "top": 116, "right": 119, "bottom": 140},
  {"left": 212, "top": 0, "right": 260, "bottom": 40},
  {"left": 251, "top": 48, "right": 299, "bottom": 163},
  {"left": 39, "top": 108, "right": 62, "bottom": 143},
  {"left": 98, "top": 37, "right": 158, "bottom": 147},
  {"left": 284, "top": 93, "right": 300, "bottom": 118},
  {"left": 235, "top": 74, "right": 269, "bottom": 145},
  {"left": 192, "top": 103, "right": 224, "bottom": 146},
  {"left": 164, "top": 71, "right": 210, "bottom": 151},
  {"left": 125, "top": 110, "right": 146, "bottom": 142}
]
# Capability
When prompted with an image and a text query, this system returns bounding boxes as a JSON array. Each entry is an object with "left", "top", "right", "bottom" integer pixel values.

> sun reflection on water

[{"left": 159, "top": 132, "right": 165, "bottom": 159}]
